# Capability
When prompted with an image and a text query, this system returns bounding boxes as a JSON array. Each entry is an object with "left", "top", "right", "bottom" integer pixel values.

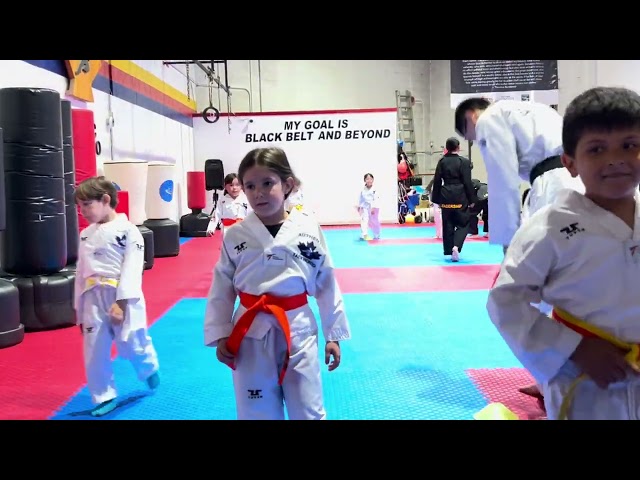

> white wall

[
  {"left": 190, "top": 60, "right": 433, "bottom": 175},
  {"left": 187, "top": 60, "right": 599, "bottom": 192},
  {"left": 0, "top": 60, "right": 195, "bottom": 223}
]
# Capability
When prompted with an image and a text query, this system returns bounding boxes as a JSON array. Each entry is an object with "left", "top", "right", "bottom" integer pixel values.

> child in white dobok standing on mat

[
  {"left": 74, "top": 176, "right": 160, "bottom": 417},
  {"left": 285, "top": 176, "right": 304, "bottom": 213},
  {"left": 204, "top": 146, "right": 351, "bottom": 420},
  {"left": 207, "top": 173, "right": 252, "bottom": 237},
  {"left": 357, "top": 173, "right": 381, "bottom": 240},
  {"left": 488, "top": 86, "right": 640, "bottom": 420}
]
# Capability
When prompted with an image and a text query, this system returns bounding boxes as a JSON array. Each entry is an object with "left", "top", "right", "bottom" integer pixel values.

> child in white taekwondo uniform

[
  {"left": 204, "top": 147, "right": 351, "bottom": 420},
  {"left": 487, "top": 86, "right": 640, "bottom": 420},
  {"left": 207, "top": 173, "right": 251, "bottom": 236},
  {"left": 74, "top": 177, "right": 160, "bottom": 417},
  {"left": 427, "top": 176, "right": 443, "bottom": 238},
  {"left": 284, "top": 176, "right": 304, "bottom": 213},
  {"left": 455, "top": 97, "right": 585, "bottom": 250},
  {"left": 357, "top": 173, "right": 381, "bottom": 240}
]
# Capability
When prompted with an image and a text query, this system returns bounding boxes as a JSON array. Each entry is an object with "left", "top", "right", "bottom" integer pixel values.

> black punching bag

[
  {"left": 0, "top": 128, "right": 5, "bottom": 232},
  {"left": 0, "top": 88, "right": 66, "bottom": 276},
  {"left": 61, "top": 100, "right": 78, "bottom": 266}
]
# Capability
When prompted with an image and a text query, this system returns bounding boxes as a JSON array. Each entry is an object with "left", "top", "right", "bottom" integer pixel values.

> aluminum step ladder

[{"left": 395, "top": 89, "right": 417, "bottom": 169}]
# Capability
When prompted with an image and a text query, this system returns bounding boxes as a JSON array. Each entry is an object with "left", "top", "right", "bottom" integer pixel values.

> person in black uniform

[
  {"left": 469, "top": 179, "right": 488, "bottom": 236},
  {"left": 431, "top": 137, "right": 476, "bottom": 261}
]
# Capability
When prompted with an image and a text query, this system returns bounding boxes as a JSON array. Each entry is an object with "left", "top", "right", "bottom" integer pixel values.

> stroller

[{"left": 398, "top": 181, "right": 422, "bottom": 224}]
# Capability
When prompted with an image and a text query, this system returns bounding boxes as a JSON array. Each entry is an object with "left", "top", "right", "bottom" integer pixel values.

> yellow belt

[
  {"left": 476, "top": 308, "right": 640, "bottom": 421},
  {"left": 85, "top": 276, "right": 119, "bottom": 289},
  {"left": 552, "top": 307, "right": 640, "bottom": 420}
]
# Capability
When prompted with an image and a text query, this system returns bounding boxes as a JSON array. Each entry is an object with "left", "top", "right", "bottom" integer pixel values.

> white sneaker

[{"left": 451, "top": 246, "right": 460, "bottom": 262}]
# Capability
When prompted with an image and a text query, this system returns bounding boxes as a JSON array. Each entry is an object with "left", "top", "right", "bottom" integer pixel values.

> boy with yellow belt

[{"left": 487, "top": 86, "right": 640, "bottom": 420}]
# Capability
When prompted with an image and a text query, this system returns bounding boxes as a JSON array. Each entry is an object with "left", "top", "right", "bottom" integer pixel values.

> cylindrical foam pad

[
  {"left": 138, "top": 225, "right": 155, "bottom": 270},
  {"left": 102, "top": 161, "right": 149, "bottom": 225},
  {"left": 1, "top": 271, "right": 76, "bottom": 331},
  {"left": 71, "top": 108, "right": 97, "bottom": 231},
  {"left": 61, "top": 100, "right": 78, "bottom": 266},
  {"left": 115, "top": 190, "right": 130, "bottom": 219},
  {"left": 0, "top": 278, "right": 23, "bottom": 349},
  {"left": 187, "top": 171, "right": 206, "bottom": 210},
  {"left": 0, "top": 87, "right": 67, "bottom": 276},
  {"left": 146, "top": 163, "right": 176, "bottom": 220},
  {"left": 143, "top": 218, "right": 180, "bottom": 257}
]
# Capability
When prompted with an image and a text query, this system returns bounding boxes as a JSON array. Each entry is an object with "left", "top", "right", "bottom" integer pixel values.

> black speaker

[{"left": 205, "top": 159, "right": 224, "bottom": 191}]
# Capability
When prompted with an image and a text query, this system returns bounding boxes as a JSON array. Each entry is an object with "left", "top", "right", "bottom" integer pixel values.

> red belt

[
  {"left": 222, "top": 218, "right": 242, "bottom": 227},
  {"left": 226, "top": 291, "right": 308, "bottom": 385}
]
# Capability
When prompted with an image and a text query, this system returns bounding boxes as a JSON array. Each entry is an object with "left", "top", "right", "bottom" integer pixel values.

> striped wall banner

[{"left": 24, "top": 60, "right": 197, "bottom": 127}]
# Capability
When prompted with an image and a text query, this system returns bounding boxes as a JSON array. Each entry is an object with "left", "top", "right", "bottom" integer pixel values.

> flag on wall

[{"left": 450, "top": 60, "right": 559, "bottom": 108}]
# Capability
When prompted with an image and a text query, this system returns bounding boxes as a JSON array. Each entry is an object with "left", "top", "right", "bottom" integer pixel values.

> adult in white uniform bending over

[
  {"left": 455, "top": 98, "right": 585, "bottom": 401},
  {"left": 487, "top": 86, "right": 640, "bottom": 419},
  {"left": 75, "top": 176, "right": 160, "bottom": 417},
  {"left": 204, "top": 146, "right": 351, "bottom": 420},
  {"left": 454, "top": 97, "right": 584, "bottom": 249}
]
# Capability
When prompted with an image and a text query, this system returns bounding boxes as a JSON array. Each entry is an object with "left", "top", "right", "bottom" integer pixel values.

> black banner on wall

[{"left": 450, "top": 60, "right": 558, "bottom": 108}]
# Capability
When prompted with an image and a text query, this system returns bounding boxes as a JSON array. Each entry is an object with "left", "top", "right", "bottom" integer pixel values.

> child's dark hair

[
  {"left": 364, "top": 173, "right": 374, "bottom": 182},
  {"left": 74, "top": 176, "right": 118, "bottom": 208},
  {"left": 238, "top": 147, "right": 295, "bottom": 198},
  {"left": 563, "top": 86, "right": 640, "bottom": 157},
  {"left": 223, "top": 173, "right": 238, "bottom": 196},
  {"left": 445, "top": 137, "right": 460, "bottom": 152},
  {"left": 454, "top": 97, "right": 491, "bottom": 136}
]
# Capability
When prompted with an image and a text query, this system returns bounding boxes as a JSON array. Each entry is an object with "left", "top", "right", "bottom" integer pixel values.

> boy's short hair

[
  {"left": 563, "top": 86, "right": 640, "bottom": 157},
  {"left": 74, "top": 176, "right": 118, "bottom": 209},
  {"left": 454, "top": 97, "right": 491, "bottom": 136}
]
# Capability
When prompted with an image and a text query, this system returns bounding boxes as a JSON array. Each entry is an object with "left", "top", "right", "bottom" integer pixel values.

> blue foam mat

[
  {"left": 50, "top": 291, "right": 521, "bottom": 420},
  {"left": 320, "top": 227, "right": 500, "bottom": 268}
]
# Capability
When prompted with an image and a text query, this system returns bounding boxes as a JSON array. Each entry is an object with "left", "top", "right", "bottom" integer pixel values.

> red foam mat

[
  {"left": 0, "top": 235, "right": 222, "bottom": 420},
  {"left": 369, "top": 236, "right": 488, "bottom": 246},
  {"left": 335, "top": 265, "right": 499, "bottom": 294},
  {"left": 466, "top": 368, "right": 547, "bottom": 420}
]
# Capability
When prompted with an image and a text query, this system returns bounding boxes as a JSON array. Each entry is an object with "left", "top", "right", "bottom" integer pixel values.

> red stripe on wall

[{"left": 98, "top": 61, "right": 194, "bottom": 117}]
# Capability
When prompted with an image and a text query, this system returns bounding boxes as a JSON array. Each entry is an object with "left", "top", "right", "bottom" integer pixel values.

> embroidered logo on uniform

[
  {"left": 266, "top": 253, "right": 283, "bottom": 261},
  {"left": 298, "top": 241, "right": 321, "bottom": 260},
  {"left": 234, "top": 242, "right": 247, "bottom": 253},
  {"left": 80, "top": 236, "right": 88, "bottom": 241},
  {"left": 299, "top": 233, "right": 319, "bottom": 243},
  {"left": 248, "top": 389, "right": 262, "bottom": 399},
  {"left": 560, "top": 222, "right": 585, "bottom": 239},
  {"left": 115, "top": 234, "right": 126, "bottom": 248},
  {"left": 135, "top": 243, "right": 144, "bottom": 251}
]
